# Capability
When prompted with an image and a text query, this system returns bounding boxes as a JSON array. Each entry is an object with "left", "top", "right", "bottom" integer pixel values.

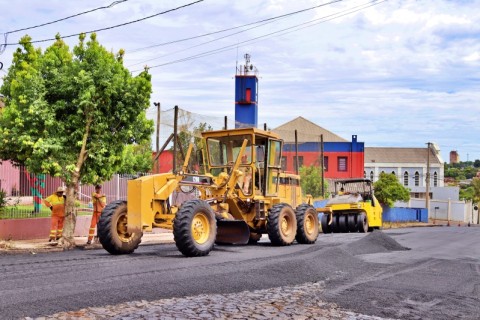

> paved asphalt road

[{"left": 1, "top": 226, "right": 479, "bottom": 319}]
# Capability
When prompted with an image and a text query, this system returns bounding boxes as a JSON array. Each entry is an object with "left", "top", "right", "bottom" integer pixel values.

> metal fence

[{"left": 0, "top": 161, "right": 150, "bottom": 219}]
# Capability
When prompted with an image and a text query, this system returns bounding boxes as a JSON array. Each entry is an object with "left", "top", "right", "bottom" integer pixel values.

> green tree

[
  {"left": 373, "top": 172, "right": 410, "bottom": 207},
  {"left": 299, "top": 165, "right": 329, "bottom": 198},
  {"left": 459, "top": 185, "right": 474, "bottom": 201},
  {"left": 0, "top": 34, "right": 153, "bottom": 248},
  {"left": 472, "top": 178, "right": 480, "bottom": 204},
  {"left": 474, "top": 160, "right": 480, "bottom": 168}
]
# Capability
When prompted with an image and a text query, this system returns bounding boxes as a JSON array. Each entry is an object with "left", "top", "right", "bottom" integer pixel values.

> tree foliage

[
  {"left": 373, "top": 172, "right": 410, "bottom": 207},
  {"left": 472, "top": 178, "right": 480, "bottom": 204},
  {"left": 299, "top": 165, "right": 329, "bottom": 198},
  {"left": 445, "top": 160, "right": 480, "bottom": 180},
  {"left": 0, "top": 33, "right": 153, "bottom": 247}
]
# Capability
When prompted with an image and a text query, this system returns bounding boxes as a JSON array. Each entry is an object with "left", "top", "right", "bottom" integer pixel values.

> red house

[{"left": 273, "top": 117, "right": 364, "bottom": 179}]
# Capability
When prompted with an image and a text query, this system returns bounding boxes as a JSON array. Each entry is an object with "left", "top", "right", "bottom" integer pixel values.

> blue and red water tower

[{"left": 235, "top": 54, "right": 258, "bottom": 128}]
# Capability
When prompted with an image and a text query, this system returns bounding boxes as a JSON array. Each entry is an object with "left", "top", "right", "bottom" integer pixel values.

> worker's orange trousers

[
  {"left": 50, "top": 215, "right": 64, "bottom": 240},
  {"left": 88, "top": 211, "right": 102, "bottom": 241}
]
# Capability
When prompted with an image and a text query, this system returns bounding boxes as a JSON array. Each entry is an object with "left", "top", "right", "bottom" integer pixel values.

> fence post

[{"left": 116, "top": 174, "right": 120, "bottom": 201}]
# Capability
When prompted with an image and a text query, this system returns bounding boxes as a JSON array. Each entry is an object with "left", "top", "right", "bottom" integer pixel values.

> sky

[{"left": 1, "top": 0, "right": 480, "bottom": 163}]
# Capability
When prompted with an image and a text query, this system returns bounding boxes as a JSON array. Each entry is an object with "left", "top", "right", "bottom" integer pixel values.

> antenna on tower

[{"left": 244, "top": 53, "right": 251, "bottom": 74}]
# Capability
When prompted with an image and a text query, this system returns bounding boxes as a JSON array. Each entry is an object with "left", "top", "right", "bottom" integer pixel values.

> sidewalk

[{"left": 0, "top": 228, "right": 174, "bottom": 254}]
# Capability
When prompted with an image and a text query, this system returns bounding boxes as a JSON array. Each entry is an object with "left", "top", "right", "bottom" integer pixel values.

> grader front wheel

[
  {"left": 267, "top": 203, "right": 297, "bottom": 246},
  {"left": 173, "top": 199, "right": 217, "bottom": 257},
  {"left": 97, "top": 200, "right": 142, "bottom": 255}
]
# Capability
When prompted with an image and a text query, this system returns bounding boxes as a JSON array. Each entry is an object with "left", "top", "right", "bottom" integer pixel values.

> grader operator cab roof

[{"left": 201, "top": 127, "right": 281, "bottom": 140}]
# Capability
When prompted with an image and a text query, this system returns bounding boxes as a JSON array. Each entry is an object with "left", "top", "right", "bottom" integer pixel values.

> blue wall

[{"left": 382, "top": 207, "right": 428, "bottom": 223}]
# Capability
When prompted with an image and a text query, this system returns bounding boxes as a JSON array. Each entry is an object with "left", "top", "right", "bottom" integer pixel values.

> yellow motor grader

[{"left": 97, "top": 127, "right": 319, "bottom": 257}]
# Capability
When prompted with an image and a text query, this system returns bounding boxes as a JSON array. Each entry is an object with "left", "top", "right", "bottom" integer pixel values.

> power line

[
  {"left": 134, "top": 0, "right": 386, "bottom": 72},
  {"left": 2, "top": 0, "right": 205, "bottom": 47},
  {"left": 5, "top": 1, "right": 128, "bottom": 35},
  {"left": 127, "top": 19, "right": 279, "bottom": 67},
  {"left": 0, "top": 0, "right": 128, "bottom": 54},
  {"left": 128, "top": 0, "right": 344, "bottom": 54}
]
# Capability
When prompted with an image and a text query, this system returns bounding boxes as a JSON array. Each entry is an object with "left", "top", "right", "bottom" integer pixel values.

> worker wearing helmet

[
  {"left": 87, "top": 185, "right": 107, "bottom": 245},
  {"left": 44, "top": 186, "right": 66, "bottom": 242}
]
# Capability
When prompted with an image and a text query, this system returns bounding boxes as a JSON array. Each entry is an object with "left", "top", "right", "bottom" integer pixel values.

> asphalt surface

[{"left": 1, "top": 226, "right": 479, "bottom": 319}]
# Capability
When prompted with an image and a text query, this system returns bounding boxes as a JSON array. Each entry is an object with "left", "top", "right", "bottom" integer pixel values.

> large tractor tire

[
  {"left": 267, "top": 203, "right": 297, "bottom": 246},
  {"left": 173, "top": 199, "right": 217, "bottom": 257},
  {"left": 295, "top": 204, "right": 319, "bottom": 244},
  {"left": 357, "top": 212, "right": 369, "bottom": 233},
  {"left": 321, "top": 214, "right": 331, "bottom": 234},
  {"left": 97, "top": 200, "right": 143, "bottom": 255}
]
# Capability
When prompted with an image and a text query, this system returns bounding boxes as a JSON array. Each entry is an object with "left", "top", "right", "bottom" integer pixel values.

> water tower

[{"left": 235, "top": 54, "right": 258, "bottom": 128}]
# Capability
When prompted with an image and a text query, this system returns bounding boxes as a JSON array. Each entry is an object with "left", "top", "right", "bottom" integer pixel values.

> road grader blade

[{"left": 215, "top": 219, "right": 250, "bottom": 245}]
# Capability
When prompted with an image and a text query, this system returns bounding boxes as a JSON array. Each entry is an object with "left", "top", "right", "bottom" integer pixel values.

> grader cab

[{"left": 97, "top": 127, "right": 319, "bottom": 257}]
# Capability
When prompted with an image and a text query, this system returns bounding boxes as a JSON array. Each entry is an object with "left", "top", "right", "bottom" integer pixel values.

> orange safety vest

[
  {"left": 44, "top": 194, "right": 65, "bottom": 217},
  {"left": 92, "top": 192, "right": 106, "bottom": 213}
]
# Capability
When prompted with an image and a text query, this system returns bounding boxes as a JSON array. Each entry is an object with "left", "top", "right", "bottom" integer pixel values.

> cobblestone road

[{"left": 30, "top": 282, "right": 394, "bottom": 320}]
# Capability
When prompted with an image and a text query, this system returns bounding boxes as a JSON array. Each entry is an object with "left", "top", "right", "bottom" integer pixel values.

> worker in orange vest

[
  {"left": 44, "top": 186, "right": 66, "bottom": 242},
  {"left": 87, "top": 185, "right": 107, "bottom": 245}
]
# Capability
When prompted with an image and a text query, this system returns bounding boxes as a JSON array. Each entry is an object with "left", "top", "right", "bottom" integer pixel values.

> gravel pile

[{"left": 343, "top": 230, "right": 410, "bottom": 256}]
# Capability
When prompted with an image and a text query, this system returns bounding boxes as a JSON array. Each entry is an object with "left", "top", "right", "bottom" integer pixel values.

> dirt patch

[{"left": 343, "top": 230, "right": 410, "bottom": 256}]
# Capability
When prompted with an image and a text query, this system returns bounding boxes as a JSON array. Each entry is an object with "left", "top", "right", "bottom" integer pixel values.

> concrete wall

[
  {"left": 0, "top": 215, "right": 92, "bottom": 240},
  {"left": 402, "top": 198, "right": 476, "bottom": 223}
]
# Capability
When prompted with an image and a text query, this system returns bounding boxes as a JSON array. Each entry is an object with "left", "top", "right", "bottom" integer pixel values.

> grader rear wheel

[
  {"left": 173, "top": 199, "right": 217, "bottom": 257},
  {"left": 98, "top": 200, "right": 142, "bottom": 255},
  {"left": 295, "top": 204, "right": 319, "bottom": 244},
  {"left": 267, "top": 203, "right": 297, "bottom": 246}
]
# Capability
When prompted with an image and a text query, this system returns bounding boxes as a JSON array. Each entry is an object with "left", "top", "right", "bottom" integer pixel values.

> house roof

[
  {"left": 272, "top": 116, "right": 348, "bottom": 143},
  {"left": 365, "top": 147, "right": 443, "bottom": 165}
]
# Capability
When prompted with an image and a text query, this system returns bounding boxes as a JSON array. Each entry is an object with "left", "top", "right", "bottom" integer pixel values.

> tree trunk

[
  {"left": 58, "top": 181, "right": 78, "bottom": 249},
  {"left": 58, "top": 116, "right": 92, "bottom": 249}
]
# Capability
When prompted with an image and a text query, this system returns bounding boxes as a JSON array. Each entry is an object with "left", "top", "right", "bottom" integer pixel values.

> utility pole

[
  {"left": 320, "top": 134, "right": 325, "bottom": 198},
  {"left": 295, "top": 130, "right": 299, "bottom": 175},
  {"left": 154, "top": 102, "right": 161, "bottom": 173},
  {"left": 426, "top": 142, "right": 431, "bottom": 216},
  {"left": 173, "top": 105, "right": 178, "bottom": 173}
]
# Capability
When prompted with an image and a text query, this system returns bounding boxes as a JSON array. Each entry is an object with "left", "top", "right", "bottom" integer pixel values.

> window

[
  {"left": 364, "top": 171, "right": 366, "bottom": 178},
  {"left": 404, "top": 171, "right": 409, "bottom": 186},
  {"left": 415, "top": 171, "right": 420, "bottom": 186},
  {"left": 281, "top": 156, "right": 287, "bottom": 171},
  {"left": 293, "top": 156, "right": 303, "bottom": 169},
  {"left": 323, "top": 156, "right": 329, "bottom": 172},
  {"left": 433, "top": 171, "right": 438, "bottom": 187},
  {"left": 370, "top": 171, "right": 374, "bottom": 181},
  {"left": 391, "top": 171, "right": 396, "bottom": 177},
  {"left": 337, "top": 157, "right": 347, "bottom": 172}
]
